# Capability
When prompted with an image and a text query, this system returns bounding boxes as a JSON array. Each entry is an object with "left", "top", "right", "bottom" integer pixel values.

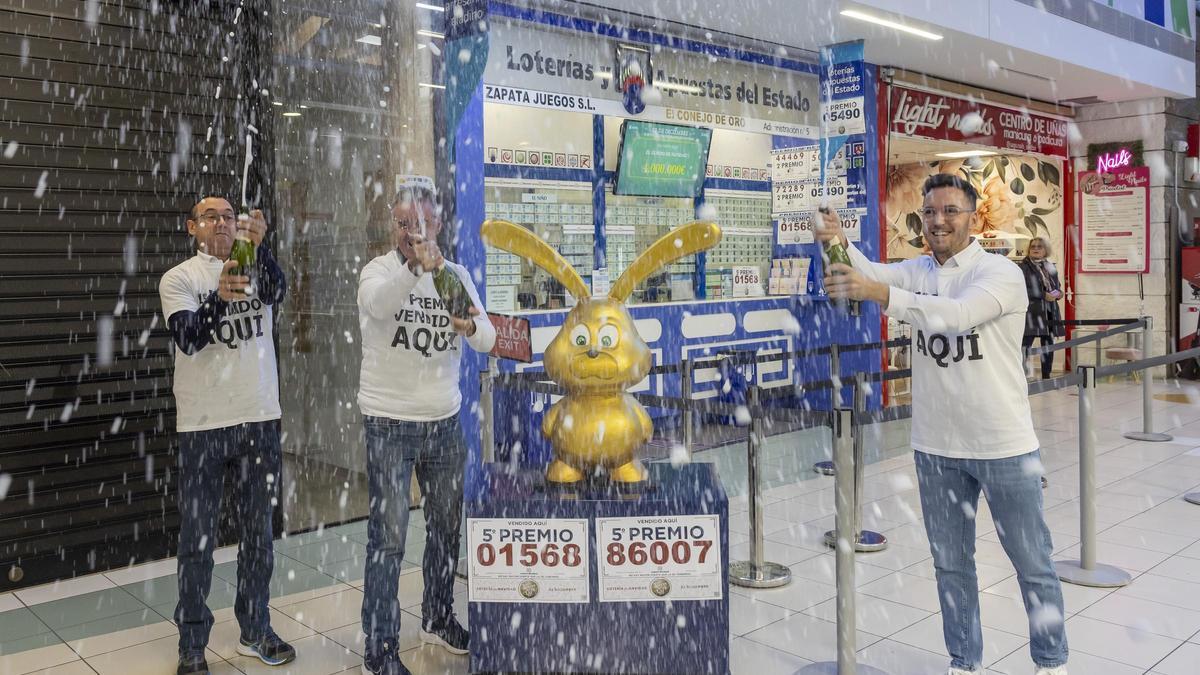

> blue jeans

[
  {"left": 360, "top": 414, "right": 465, "bottom": 658},
  {"left": 915, "top": 449, "right": 1068, "bottom": 671},
  {"left": 175, "top": 420, "right": 280, "bottom": 656}
]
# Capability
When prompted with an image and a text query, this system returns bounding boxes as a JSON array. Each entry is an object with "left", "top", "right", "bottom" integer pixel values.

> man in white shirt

[
  {"left": 159, "top": 197, "right": 296, "bottom": 675},
  {"left": 817, "top": 174, "right": 1068, "bottom": 675},
  {"left": 357, "top": 183, "right": 496, "bottom": 675}
]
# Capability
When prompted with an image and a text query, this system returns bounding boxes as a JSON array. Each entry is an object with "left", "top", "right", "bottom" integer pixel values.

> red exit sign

[{"left": 488, "top": 313, "right": 532, "bottom": 363}]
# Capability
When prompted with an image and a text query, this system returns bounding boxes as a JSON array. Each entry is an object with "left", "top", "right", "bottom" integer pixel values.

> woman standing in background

[{"left": 1020, "top": 237, "right": 1064, "bottom": 379}]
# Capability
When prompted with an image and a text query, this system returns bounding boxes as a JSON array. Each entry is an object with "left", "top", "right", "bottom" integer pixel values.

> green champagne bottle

[
  {"left": 820, "top": 208, "right": 859, "bottom": 315},
  {"left": 229, "top": 221, "right": 257, "bottom": 297},
  {"left": 433, "top": 263, "right": 473, "bottom": 320},
  {"left": 825, "top": 238, "right": 853, "bottom": 268}
]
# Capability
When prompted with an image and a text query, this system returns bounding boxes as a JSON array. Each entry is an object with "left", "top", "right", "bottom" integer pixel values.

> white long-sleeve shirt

[
  {"left": 847, "top": 239, "right": 1039, "bottom": 460},
  {"left": 357, "top": 251, "right": 497, "bottom": 421},
  {"left": 160, "top": 252, "right": 281, "bottom": 432}
]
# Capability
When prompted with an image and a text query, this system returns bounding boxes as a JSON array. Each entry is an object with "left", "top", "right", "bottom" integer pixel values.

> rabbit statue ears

[{"left": 480, "top": 219, "right": 722, "bottom": 302}]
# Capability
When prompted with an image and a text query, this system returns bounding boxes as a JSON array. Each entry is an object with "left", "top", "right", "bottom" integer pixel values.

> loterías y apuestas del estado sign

[{"left": 483, "top": 18, "right": 820, "bottom": 136}]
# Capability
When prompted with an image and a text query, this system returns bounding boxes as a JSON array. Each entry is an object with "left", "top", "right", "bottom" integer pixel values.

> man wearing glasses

[
  {"left": 159, "top": 197, "right": 295, "bottom": 674},
  {"left": 817, "top": 174, "right": 1068, "bottom": 675},
  {"left": 357, "top": 178, "right": 495, "bottom": 675}
]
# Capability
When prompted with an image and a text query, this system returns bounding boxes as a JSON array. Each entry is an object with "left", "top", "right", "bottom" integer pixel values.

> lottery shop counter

[{"left": 465, "top": 463, "right": 729, "bottom": 674}]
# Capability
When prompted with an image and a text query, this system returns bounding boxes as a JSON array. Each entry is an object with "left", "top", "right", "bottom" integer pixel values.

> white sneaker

[{"left": 1035, "top": 667, "right": 1067, "bottom": 675}]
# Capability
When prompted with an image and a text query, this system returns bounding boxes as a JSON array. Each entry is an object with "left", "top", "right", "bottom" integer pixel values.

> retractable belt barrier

[
  {"left": 1097, "top": 343, "right": 1200, "bottom": 379},
  {"left": 1025, "top": 319, "right": 1146, "bottom": 357},
  {"left": 1054, "top": 339, "right": 1200, "bottom": 587},
  {"left": 1026, "top": 372, "right": 1080, "bottom": 396},
  {"left": 1059, "top": 318, "right": 1143, "bottom": 327}
]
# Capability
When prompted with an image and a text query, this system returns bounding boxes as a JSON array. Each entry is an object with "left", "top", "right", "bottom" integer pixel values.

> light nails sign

[
  {"left": 1087, "top": 141, "right": 1144, "bottom": 173},
  {"left": 1096, "top": 148, "right": 1134, "bottom": 172},
  {"left": 888, "top": 84, "right": 1069, "bottom": 159}
]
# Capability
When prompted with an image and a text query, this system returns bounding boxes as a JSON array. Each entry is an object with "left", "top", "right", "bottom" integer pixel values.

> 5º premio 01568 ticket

[{"left": 467, "top": 518, "right": 590, "bottom": 603}]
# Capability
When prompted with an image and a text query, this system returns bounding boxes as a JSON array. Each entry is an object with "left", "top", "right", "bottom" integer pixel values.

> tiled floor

[{"left": 2, "top": 380, "right": 1199, "bottom": 674}]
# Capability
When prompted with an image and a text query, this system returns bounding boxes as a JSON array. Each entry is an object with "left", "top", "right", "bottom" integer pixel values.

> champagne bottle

[
  {"left": 432, "top": 263, "right": 473, "bottom": 320},
  {"left": 229, "top": 215, "right": 257, "bottom": 297},
  {"left": 825, "top": 237, "right": 853, "bottom": 268},
  {"left": 820, "top": 207, "right": 859, "bottom": 315},
  {"left": 408, "top": 190, "right": 472, "bottom": 320}
]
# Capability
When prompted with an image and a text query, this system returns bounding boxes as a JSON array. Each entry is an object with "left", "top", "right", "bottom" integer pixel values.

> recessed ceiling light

[
  {"left": 417, "top": 29, "right": 444, "bottom": 39},
  {"left": 355, "top": 34, "right": 382, "bottom": 46},
  {"left": 415, "top": 2, "right": 444, "bottom": 12},
  {"left": 298, "top": 104, "right": 309, "bottom": 109},
  {"left": 282, "top": 111, "right": 302, "bottom": 117},
  {"left": 840, "top": 9, "right": 943, "bottom": 41},
  {"left": 419, "top": 82, "right": 446, "bottom": 90},
  {"left": 935, "top": 150, "right": 998, "bottom": 158},
  {"left": 271, "top": 101, "right": 283, "bottom": 106}
]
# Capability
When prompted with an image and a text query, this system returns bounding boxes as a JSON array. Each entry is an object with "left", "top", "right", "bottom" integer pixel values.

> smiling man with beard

[{"left": 815, "top": 174, "right": 1068, "bottom": 675}]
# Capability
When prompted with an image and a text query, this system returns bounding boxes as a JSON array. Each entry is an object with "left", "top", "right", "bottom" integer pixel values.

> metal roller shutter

[{"left": 0, "top": 0, "right": 274, "bottom": 590}]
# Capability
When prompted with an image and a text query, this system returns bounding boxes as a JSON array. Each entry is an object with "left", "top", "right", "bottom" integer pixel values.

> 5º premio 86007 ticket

[
  {"left": 467, "top": 518, "right": 590, "bottom": 603},
  {"left": 596, "top": 515, "right": 722, "bottom": 603}
]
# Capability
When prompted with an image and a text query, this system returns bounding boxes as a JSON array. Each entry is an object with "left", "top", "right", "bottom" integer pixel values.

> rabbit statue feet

[
  {"left": 610, "top": 460, "right": 647, "bottom": 483},
  {"left": 546, "top": 459, "right": 586, "bottom": 484}
]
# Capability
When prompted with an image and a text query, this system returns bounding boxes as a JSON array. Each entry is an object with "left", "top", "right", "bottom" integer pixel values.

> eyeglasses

[
  {"left": 392, "top": 209, "right": 440, "bottom": 231},
  {"left": 196, "top": 212, "right": 237, "bottom": 225},
  {"left": 919, "top": 206, "right": 974, "bottom": 221}
]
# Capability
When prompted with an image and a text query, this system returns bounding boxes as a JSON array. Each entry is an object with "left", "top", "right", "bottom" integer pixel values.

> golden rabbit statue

[{"left": 480, "top": 219, "right": 722, "bottom": 484}]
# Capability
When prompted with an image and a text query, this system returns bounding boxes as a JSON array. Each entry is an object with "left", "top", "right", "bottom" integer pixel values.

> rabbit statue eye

[
  {"left": 569, "top": 324, "right": 590, "bottom": 347},
  {"left": 597, "top": 324, "right": 619, "bottom": 349}
]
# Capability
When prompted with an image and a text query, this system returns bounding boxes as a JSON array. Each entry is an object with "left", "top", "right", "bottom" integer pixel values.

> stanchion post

[
  {"left": 834, "top": 407, "right": 855, "bottom": 672},
  {"left": 480, "top": 356, "right": 498, "bottom": 464},
  {"left": 813, "top": 344, "right": 840, "bottom": 476},
  {"left": 1054, "top": 365, "right": 1132, "bottom": 588},
  {"left": 830, "top": 343, "right": 842, "bottom": 407},
  {"left": 825, "top": 375, "right": 888, "bottom": 552},
  {"left": 750, "top": 387, "right": 765, "bottom": 571},
  {"left": 799, "top": 408, "right": 889, "bottom": 675},
  {"left": 730, "top": 386, "right": 791, "bottom": 588},
  {"left": 682, "top": 358, "right": 695, "bottom": 455},
  {"left": 1124, "top": 316, "right": 1173, "bottom": 442}
]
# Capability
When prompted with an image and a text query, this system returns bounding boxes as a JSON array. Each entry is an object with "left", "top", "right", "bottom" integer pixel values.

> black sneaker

[
  {"left": 362, "top": 642, "right": 413, "bottom": 675},
  {"left": 176, "top": 654, "right": 210, "bottom": 675},
  {"left": 237, "top": 629, "right": 297, "bottom": 666},
  {"left": 420, "top": 616, "right": 469, "bottom": 655}
]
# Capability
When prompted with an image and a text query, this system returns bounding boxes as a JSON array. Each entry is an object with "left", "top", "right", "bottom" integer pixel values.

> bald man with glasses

[{"left": 160, "top": 197, "right": 295, "bottom": 675}]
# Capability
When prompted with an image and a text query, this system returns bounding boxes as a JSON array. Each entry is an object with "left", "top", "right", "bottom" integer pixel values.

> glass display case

[
  {"left": 701, "top": 191, "right": 773, "bottom": 299},
  {"left": 605, "top": 191, "right": 697, "bottom": 305},
  {"left": 484, "top": 179, "right": 593, "bottom": 311}
]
